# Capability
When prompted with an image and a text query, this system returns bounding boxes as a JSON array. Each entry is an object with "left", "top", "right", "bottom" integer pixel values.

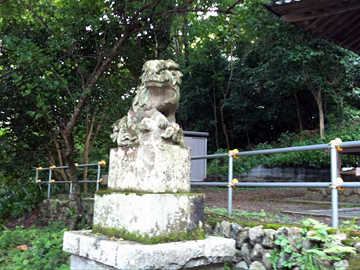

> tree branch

[{"left": 20, "top": 0, "right": 55, "bottom": 35}]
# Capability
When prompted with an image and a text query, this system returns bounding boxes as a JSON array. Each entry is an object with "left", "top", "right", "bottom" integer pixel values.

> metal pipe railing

[
  {"left": 190, "top": 139, "right": 360, "bottom": 229},
  {"left": 35, "top": 161, "right": 106, "bottom": 199}
]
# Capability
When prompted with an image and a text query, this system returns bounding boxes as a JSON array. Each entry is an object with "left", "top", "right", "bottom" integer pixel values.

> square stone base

[
  {"left": 108, "top": 145, "right": 191, "bottom": 193},
  {"left": 93, "top": 192, "right": 205, "bottom": 240},
  {"left": 63, "top": 231, "right": 236, "bottom": 270}
]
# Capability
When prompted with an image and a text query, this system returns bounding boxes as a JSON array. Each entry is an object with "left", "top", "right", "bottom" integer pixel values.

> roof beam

[{"left": 282, "top": 2, "right": 360, "bottom": 22}]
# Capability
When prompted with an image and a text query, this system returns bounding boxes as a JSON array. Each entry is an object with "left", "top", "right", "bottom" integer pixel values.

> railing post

[
  {"left": 330, "top": 138, "right": 341, "bottom": 229},
  {"left": 228, "top": 153, "right": 234, "bottom": 215},
  {"left": 96, "top": 163, "right": 101, "bottom": 191},
  {"left": 35, "top": 170, "right": 38, "bottom": 184},
  {"left": 48, "top": 168, "right": 52, "bottom": 199}
]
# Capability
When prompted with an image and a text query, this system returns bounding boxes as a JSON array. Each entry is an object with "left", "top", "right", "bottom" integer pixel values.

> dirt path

[
  {"left": 4, "top": 187, "right": 359, "bottom": 230},
  {"left": 192, "top": 186, "right": 359, "bottom": 228}
]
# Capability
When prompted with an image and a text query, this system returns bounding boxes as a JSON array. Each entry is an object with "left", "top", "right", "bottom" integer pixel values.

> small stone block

[
  {"left": 108, "top": 145, "right": 191, "bottom": 193},
  {"left": 63, "top": 231, "right": 236, "bottom": 270},
  {"left": 93, "top": 192, "right": 205, "bottom": 239}
]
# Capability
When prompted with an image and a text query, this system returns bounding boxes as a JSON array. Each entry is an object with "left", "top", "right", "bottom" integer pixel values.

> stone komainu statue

[{"left": 110, "top": 59, "right": 184, "bottom": 146}]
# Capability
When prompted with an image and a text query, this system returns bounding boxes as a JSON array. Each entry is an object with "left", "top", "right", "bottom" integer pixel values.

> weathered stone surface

[
  {"left": 63, "top": 232, "right": 236, "bottom": 270},
  {"left": 249, "top": 225, "right": 264, "bottom": 245},
  {"left": 108, "top": 145, "right": 190, "bottom": 193},
  {"left": 110, "top": 59, "right": 184, "bottom": 147},
  {"left": 39, "top": 199, "right": 94, "bottom": 226},
  {"left": 236, "top": 229, "right": 250, "bottom": 248},
  {"left": 71, "top": 255, "right": 116, "bottom": 270},
  {"left": 288, "top": 227, "right": 302, "bottom": 250},
  {"left": 235, "top": 261, "right": 249, "bottom": 270},
  {"left": 213, "top": 221, "right": 231, "bottom": 238},
  {"left": 333, "top": 259, "right": 349, "bottom": 269},
  {"left": 240, "top": 243, "right": 252, "bottom": 266},
  {"left": 250, "top": 244, "right": 263, "bottom": 261},
  {"left": 262, "top": 229, "right": 276, "bottom": 248},
  {"left": 235, "top": 165, "right": 331, "bottom": 183},
  {"left": 230, "top": 223, "right": 243, "bottom": 240},
  {"left": 354, "top": 242, "right": 360, "bottom": 252},
  {"left": 249, "top": 261, "right": 266, "bottom": 270},
  {"left": 260, "top": 249, "right": 273, "bottom": 270},
  {"left": 344, "top": 187, "right": 354, "bottom": 197},
  {"left": 93, "top": 192, "right": 204, "bottom": 238},
  {"left": 304, "top": 191, "right": 324, "bottom": 202},
  {"left": 204, "top": 224, "right": 213, "bottom": 235}
]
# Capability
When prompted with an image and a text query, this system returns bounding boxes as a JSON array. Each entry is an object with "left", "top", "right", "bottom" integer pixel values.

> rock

[
  {"left": 302, "top": 230, "right": 316, "bottom": 251},
  {"left": 213, "top": 221, "right": 232, "bottom": 238},
  {"left": 249, "top": 261, "right": 267, "bottom": 270},
  {"left": 235, "top": 261, "right": 249, "bottom": 270},
  {"left": 319, "top": 188, "right": 328, "bottom": 197},
  {"left": 334, "top": 231, "right": 347, "bottom": 245},
  {"left": 344, "top": 187, "right": 354, "bottom": 197},
  {"left": 260, "top": 249, "right": 273, "bottom": 270},
  {"left": 240, "top": 243, "right": 252, "bottom": 266},
  {"left": 288, "top": 227, "right": 302, "bottom": 250},
  {"left": 250, "top": 244, "right": 263, "bottom": 261},
  {"left": 276, "top": 253, "right": 291, "bottom": 269},
  {"left": 346, "top": 194, "right": 360, "bottom": 203},
  {"left": 262, "top": 229, "right": 276, "bottom": 248},
  {"left": 236, "top": 228, "right": 250, "bottom": 248},
  {"left": 205, "top": 223, "right": 213, "bottom": 235},
  {"left": 230, "top": 223, "right": 243, "bottom": 240},
  {"left": 354, "top": 242, "right": 360, "bottom": 252},
  {"left": 333, "top": 259, "right": 349, "bottom": 269},
  {"left": 304, "top": 191, "right": 324, "bottom": 201},
  {"left": 249, "top": 225, "right": 264, "bottom": 245},
  {"left": 276, "top": 227, "right": 290, "bottom": 237}
]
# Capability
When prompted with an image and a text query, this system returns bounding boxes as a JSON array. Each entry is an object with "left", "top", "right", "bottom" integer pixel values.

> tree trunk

[
  {"left": 209, "top": 82, "right": 219, "bottom": 150},
  {"left": 294, "top": 92, "right": 303, "bottom": 131},
  {"left": 63, "top": 130, "right": 84, "bottom": 231},
  {"left": 312, "top": 89, "right": 325, "bottom": 139}
]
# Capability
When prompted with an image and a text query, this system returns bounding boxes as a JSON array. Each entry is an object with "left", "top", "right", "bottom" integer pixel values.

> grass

[{"left": 0, "top": 222, "right": 70, "bottom": 270}]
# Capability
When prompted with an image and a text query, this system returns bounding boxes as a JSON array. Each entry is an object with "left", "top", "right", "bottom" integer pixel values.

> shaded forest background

[{"left": 1, "top": 0, "right": 360, "bottom": 220}]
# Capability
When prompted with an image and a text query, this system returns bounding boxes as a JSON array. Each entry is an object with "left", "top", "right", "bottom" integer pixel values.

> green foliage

[
  {"left": 270, "top": 218, "right": 356, "bottom": 270},
  {"left": 0, "top": 223, "right": 69, "bottom": 269},
  {"left": 207, "top": 124, "right": 360, "bottom": 176}
]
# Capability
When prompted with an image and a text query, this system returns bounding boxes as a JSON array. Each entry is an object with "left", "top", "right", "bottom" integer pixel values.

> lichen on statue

[{"left": 110, "top": 59, "right": 184, "bottom": 146}]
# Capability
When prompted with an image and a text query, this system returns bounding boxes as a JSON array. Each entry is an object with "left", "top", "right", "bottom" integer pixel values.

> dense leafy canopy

[{"left": 1, "top": 0, "right": 360, "bottom": 221}]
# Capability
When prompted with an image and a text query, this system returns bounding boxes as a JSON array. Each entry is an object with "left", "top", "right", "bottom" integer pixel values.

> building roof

[{"left": 266, "top": 0, "right": 360, "bottom": 55}]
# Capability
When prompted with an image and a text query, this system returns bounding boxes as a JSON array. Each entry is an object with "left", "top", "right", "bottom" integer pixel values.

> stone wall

[
  {"left": 236, "top": 165, "right": 330, "bottom": 182},
  {"left": 305, "top": 187, "right": 360, "bottom": 203},
  {"left": 209, "top": 221, "right": 358, "bottom": 270},
  {"left": 39, "top": 199, "right": 94, "bottom": 226},
  {"left": 236, "top": 165, "right": 360, "bottom": 183}
]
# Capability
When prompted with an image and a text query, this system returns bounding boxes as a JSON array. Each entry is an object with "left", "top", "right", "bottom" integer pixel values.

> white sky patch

[
  {"left": 86, "top": 25, "right": 92, "bottom": 31},
  {"left": 197, "top": 7, "right": 218, "bottom": 20},
  {"left": 100, "top": 14, "right": 109, "bottom": 21}
]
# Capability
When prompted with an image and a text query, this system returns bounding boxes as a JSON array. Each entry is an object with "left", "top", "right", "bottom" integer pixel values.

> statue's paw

[
  {"left": 161, "top": 126, "right": 175, "bottom": 139},
  {"left": 153, "top": 114, "right": 169, "bottom": 129},
  {"left": 139, "top": 118, "right": 154, "bottom": 131}
]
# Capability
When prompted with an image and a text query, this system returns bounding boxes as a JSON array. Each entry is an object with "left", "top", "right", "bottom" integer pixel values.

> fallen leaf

[{"left": 16, "top": 245, "right": 28, "bottom": 251}]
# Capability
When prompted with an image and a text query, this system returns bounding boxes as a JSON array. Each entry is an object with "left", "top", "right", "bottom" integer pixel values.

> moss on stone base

[
  {"left": 95, "top": 190, "right": 204, "bottom": 198},
  {"left": 92, "top": 224, "right": 205, "bottom": 245}
]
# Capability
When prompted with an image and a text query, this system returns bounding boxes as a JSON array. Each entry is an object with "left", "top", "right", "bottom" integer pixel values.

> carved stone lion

[{"left": 110, "top": 59, "right": 184, "bottom": 146}]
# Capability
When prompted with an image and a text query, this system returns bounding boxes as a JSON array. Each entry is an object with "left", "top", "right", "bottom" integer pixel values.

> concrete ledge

[
  {"left": 63, "top": 231, "right": 236, "bottom": 270},
  {"left": 108, "top": 145, "right": 191, "bottom": 193},
  {"left": 93, "top": 192, "right": 205, "bottom": 239}
]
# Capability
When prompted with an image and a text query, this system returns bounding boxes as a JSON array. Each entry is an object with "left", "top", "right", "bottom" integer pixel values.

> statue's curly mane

[{"left": 111, "top": 59, "right": 184, "bottom": 147}]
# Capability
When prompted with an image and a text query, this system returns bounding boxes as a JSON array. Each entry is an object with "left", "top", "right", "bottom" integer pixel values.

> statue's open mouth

[{"left": 145, "top": 80, "right": 170, "bottom": 89}]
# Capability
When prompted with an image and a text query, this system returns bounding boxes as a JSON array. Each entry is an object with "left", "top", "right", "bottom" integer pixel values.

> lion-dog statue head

[{"left": 110, "top": 59, "right": 184, "bottom": 146}]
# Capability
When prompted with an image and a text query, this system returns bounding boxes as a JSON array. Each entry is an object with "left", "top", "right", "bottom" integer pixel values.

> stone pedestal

[
  {"left": 93, "top": 192, "right": 205, "bottom": 240},
  {"left": 64, "top": 144, "right": 236, "bottom": 269},
  {"left": 108, "top": 145, "right": 191, "bottom": 193},
  {"left": 64, "top": 231, "right": 236, "bottom": 270}
]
